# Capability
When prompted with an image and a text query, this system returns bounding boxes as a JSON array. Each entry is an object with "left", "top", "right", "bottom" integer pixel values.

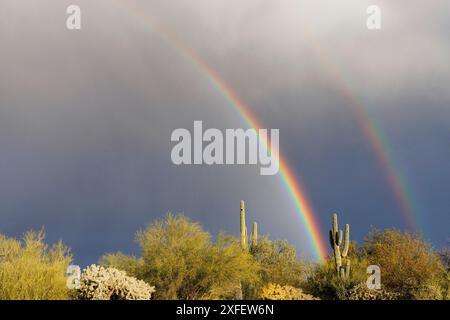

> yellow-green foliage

[
  {"left": 77, "top": 265, "right": 155, "bottom": 300},
  {"left": 364, "top": 229, "right": 447, "bottom": 300},
  {"left": 446, "top": 273, "right": 450, "bottom": 300},
  {"left": 103, "top": 214, "right": 260, "bottom": 300},
  {"left": 438, "top": 247, "right": 450, "bottom": 300},
  {"left": 201, "top": 234, "right": 261, "bottom": 299},
  {"left": 245, "top": 236, "right": 307, "bottom": 299},
  {"left": 250, "top": 236, "right": 305, "bottom": 287},
  {"left": 260, "top": 283, "right": 318, "bottom": 300},
  {"left": 1, "top": 215, "right": 447, "bottom": 301},
  {"left": 0, "top": 230, "right": 71, "bottom": 300}
]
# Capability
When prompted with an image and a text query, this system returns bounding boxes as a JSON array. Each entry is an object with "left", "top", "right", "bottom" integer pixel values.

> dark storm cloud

[{"left": 0, "top": 0, "right": 448, "bottom": 263}]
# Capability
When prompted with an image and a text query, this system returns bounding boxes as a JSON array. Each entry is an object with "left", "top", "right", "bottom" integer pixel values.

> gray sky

[{"left": 0, "top": 0, "right": 449, "bottom": 264}]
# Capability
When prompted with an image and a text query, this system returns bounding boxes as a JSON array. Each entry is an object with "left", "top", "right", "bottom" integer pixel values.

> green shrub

[
  {"left": 103, "top": 213, "right": 260, "bottom": 299},
  {"left": 260, "top": 283, "right": 319, "bottom": 300},
  {"left": 250, "top": 236, "right": 305, "bottom": 287},
  {"left": 245, "top": 236, "right": 307, "bottom": 299},
  {"left": 364, "top": 229, "right": 447, "bottom": 299},
  {"left": 0, "top": 230, "right": 71, "bottom": 300}
]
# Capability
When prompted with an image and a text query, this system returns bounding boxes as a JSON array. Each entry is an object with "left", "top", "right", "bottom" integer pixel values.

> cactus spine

[
  {"left": 251, "top": 222, "right": 258, "bottom": 247},
  {"left": 240, "top": 200, "right": 247, "bottom": 249},
  {"left": 329, "top": 213, "right": 350, "bottom": 279}
]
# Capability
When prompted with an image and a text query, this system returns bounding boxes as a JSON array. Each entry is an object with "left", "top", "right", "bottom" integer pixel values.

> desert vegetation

[
  {"left": 0, "top": 230, "right": 71, "bottom": 300},
  {"left": 0, "top": 201, "right": 448, "bottom": 300},
  {"left": 77, "top": 265, "right": 155, "bottom": 300}
]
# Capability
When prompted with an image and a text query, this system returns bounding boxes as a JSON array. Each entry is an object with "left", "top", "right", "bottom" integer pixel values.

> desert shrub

[
  {"left": 304, "top": 242, "right": 367, "bottom": 300},
  {"left": 0, "top": 230, "right": 71, "bottom": 300},
  {"left": 410, "top": 283, "right": 445, "bottom": 300},
  {"left": 439, "top": 247, "right": 450, "bottom": 272},
  {"left": 438, "top": 245, "right": 450, "bottom": 300},
  {"left": 304, "top": 261, "right": 353, "bottom": 300},
  {"left": 346, "top": 283, "right": 399, "bottom": 300},
  {"left": 250, "top": 237, "right": 305, "bottom": 287},
  {"left": 260, "top": 283, "right": 318, "bottom": 300},
  {"left": 77, "top": 265, "right": 155, "bottom": 300},
  {"left": 364, "top": 229, "right": 447, "bottom": 300},
  {"left": 101, "top": 252, "right": 141, "bottom": 277},
  {"left": 244, "top": 236, "right": 307, "bottom": 299},
  {"left": 103, "top": 214, "right": 260, "bottom": 299},
  {"left": 200, "top": 234, "right": 261, "bottom": 299},
  {"left": 446, "top": 273, "right": 450, "bottom": 300}
]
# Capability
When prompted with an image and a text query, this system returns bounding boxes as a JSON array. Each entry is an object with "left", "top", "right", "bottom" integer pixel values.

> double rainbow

[{"left": 115, "top": 1, "right": 422, "bottom": 260}]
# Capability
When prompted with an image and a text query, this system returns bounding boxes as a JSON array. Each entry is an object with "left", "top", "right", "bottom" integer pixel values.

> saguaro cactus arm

[
  {"left": 251, "top": 222, "right": 258, "bottom": 247},
  {"left": 342, "top": 224, "right": 350, "bottom": 257},
  {"left": 345, "top": 259, "right": 351, "bottom": 278}
]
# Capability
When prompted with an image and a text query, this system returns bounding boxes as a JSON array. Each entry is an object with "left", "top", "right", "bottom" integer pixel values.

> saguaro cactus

[
  {"left": 240, "top": 200, "right": 248, "bottom": 249},
  {"left": 251, "top": 222, "right": 258, "bottom": 247},
  {"left": 329, "top": 213, "right": 350, "bottom": 279}
]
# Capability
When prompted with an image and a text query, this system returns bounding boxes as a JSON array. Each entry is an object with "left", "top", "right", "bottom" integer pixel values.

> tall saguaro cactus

[
  {"left": 329, "top": 213, "right": 350, "bottom": 279},
  {"left": 251, "top": 222, "right": 258, "bottom": 247},
  {"left": 240, "top": 200, "right": 248, "bottom": 249},
  {"left": 237, "top": 200, "right": 248, "bottom": 300}
]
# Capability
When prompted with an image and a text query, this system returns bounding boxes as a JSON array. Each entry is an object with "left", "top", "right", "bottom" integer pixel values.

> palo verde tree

[{"left": 103, "top": 213, "right": 259, "bottom": 299}]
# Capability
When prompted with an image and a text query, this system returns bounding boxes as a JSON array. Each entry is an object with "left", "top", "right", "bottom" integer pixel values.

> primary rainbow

[
  {"left": 120, "top": 3, "right": 329, "bottom": 260},
  {"left": 194, "top": 64, "right": 329, "bottom": 260}
]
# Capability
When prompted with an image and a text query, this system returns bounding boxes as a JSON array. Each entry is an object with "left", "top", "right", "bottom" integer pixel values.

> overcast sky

[{"left": 0, "top": 0, "right": 449, "bottom": 264}]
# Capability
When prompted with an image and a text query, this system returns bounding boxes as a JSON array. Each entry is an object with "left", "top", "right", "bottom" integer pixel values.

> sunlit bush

[
  {"left": 260, "top": 283, "right": 319, "bottom": 300},
  {"left": 364, "top": 229, "right": 447, "bottom": 299},
  {"left": 0, "top": 230, "right": 71, "bottom": 300},
  {"left": 102, "top": 214, "right": 260, "bottom": 300}
]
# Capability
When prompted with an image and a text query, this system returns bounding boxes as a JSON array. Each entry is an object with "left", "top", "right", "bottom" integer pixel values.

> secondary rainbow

[
  {"left": 297, "top": 23, "right": 421, "bottom": 231},
  {"left": 120, "top": 3, "right": 329, "bottom": 260}
]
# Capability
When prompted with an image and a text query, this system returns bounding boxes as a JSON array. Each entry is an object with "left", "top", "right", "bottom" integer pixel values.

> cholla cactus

[
  {"left": 329, "top": 213, "right": 350, "bottom": 279},
  {"left": 78, "top": 265, "right": 155, "bottom": 300},
  {"left": 347, "top": 283, "right": 399, "bottom": 300},
  {"left": 260, "top": 283, "right": 319, "bottom": 300}
]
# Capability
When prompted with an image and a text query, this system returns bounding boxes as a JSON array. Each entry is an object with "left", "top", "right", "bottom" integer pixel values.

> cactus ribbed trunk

[
  {"left": 240, "top": 200, "right": 247, "bottom": 249},
  {"left": 329, "top": 213, "right": 351, "bottom": 279},
  {"left": 238, "top": 200, "right": 249, "bottom": 300},
  {"left": 251, "top": 222, "right": 258, "bottom": 247}
]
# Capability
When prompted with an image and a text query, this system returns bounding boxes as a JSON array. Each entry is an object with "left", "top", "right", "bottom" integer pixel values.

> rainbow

[
  {"left": 115, "top": 1, "right": 423, "bottom": 259},
  {"left": 191, "top": 65, "right": 329, "bottom": 260},
  {"left": 341, "top": 90, "right": 419, "bottom": 231},
  {"left": 297, "top": 24, "right": 421, "bottom": 231},
  {"left": 118, "top": 3, "right": 329, "bottom": 260}
]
